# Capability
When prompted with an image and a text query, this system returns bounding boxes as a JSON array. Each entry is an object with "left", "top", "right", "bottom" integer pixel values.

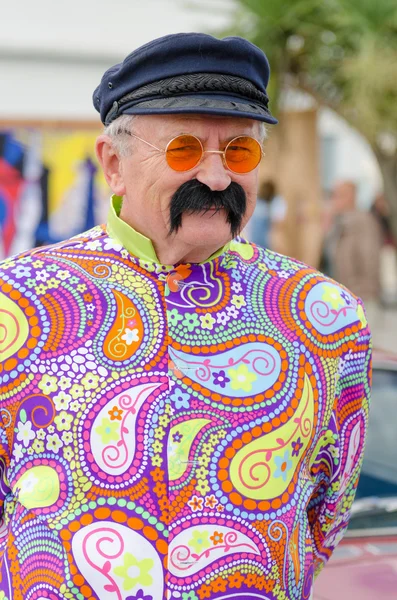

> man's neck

[{"left": 151, "top": 236, "right": 224, "bottom": 265}]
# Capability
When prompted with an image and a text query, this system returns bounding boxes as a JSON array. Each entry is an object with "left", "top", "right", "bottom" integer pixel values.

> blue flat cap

[{"left": 93, "top": 32, "right": 278, "bottom": 125}]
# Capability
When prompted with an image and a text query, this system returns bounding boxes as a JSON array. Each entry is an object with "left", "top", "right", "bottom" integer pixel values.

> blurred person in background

[
  {"left": 370, "top": 191, "right": 397, "bottom": 305},
  {"left": 0, "top": 33, "right": 371, "bottom": 600},
  {"left": 249, "top": 178, "right": 287, "bottom": 250},
  {"left": 325, "top": 181, "right": 382, "bottom": 314}
]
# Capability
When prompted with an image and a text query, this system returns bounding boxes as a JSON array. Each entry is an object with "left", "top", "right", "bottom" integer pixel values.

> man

[{"left": 0, "top": 33, "right": 371, "bottom": 600}]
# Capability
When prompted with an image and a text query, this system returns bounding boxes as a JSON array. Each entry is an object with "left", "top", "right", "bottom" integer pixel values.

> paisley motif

[{"left": 229, "top": 373, "right": 314, "bottom": 499}]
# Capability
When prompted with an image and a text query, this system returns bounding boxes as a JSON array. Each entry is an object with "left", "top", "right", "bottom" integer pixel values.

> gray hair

[
  {"left": 103, "top": 115, "right": 138, "bottom": 157},
  {"left": 104, "top": 114, "right": 268, "bottom": 157}
]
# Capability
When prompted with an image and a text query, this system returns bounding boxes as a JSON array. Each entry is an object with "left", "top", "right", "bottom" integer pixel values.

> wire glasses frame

[{"left": 117, "top": 129, "right": 264, "bottom": 174}]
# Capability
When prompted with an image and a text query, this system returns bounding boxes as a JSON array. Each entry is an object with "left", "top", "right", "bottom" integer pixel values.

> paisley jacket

[{"left": 0, "top": 196, "right": 371, "bottom": 600}]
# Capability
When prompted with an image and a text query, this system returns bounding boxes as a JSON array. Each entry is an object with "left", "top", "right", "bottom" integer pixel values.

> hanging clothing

[{"left": 0, "top": 195, "right": 371, "bottom": 600}]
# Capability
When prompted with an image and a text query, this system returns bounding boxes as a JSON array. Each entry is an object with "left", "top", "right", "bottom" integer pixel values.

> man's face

[{"left": 114, "top": 114, "right": 262, "bottom": 255}]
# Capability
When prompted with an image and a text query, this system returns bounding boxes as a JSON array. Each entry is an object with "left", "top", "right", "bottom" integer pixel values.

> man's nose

[{"left": 195, "top": 152, "right": 232, "bottom": 191}]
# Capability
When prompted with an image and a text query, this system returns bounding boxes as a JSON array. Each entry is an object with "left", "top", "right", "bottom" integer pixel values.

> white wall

[{"left": 0, "top": 0, "right": 232, "bottom": 119}]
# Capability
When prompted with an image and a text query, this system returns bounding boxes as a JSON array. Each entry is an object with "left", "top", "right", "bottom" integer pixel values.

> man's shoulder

[{"left": 0, "top": 225, "right": 107, "bottom": 272}]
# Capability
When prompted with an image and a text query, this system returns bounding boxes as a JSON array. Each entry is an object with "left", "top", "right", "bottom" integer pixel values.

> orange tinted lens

[
  {"left": 165, "top": 135, "right": 203, "bottom": 171},
  {"left": 225, "top": 136, "right": 262, "bottom": 173}
]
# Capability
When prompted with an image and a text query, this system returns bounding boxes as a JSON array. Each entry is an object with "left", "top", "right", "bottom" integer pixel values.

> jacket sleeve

[{"left": 307, "top": 305, "right": 372, "bottom": 577}]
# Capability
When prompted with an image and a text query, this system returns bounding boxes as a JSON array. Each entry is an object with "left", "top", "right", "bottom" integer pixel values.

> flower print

[
  {"left": 199, "top": 313, "right": 216, "bottom": 330},
  {"left": 63, "top": 446, "right": 74, "bottom": 461},
  {"left": 121, "top": 249, "right": 129, "bottom": 259},
  {"left": 54, "top": 410, "right": 74, "bottom": 432},
  {"left": 187, "top": 495, "right": 204, "bottom": 512},
  {"left": 86, "top": 240, "right": 102, "bottom": 251},
  {"left": 278, "top": 270, "right": 290, "bottom": 279},
  {"left": 204, "top": 495, "right": 217, "bottom": 508},
  {"left": 170, "top": 389, "right": 190, "bottom": 410},
  {"left": 16, "top": 421, "right": 35, "bottom": 447},
  {"left": 172, "top": 431, "right": 183, "bottom": 443},
  {"left": 58, "top": 376, "right": 72, "bottom": 390},
  {"left": 53, "top": 391, "right": 71, "bottom": 411},
  {"left": 216, "top": 311, "right": 230, "bottom": 325},
  {"left": 182, "top": 593, "right": 198, "bottom": 600},
  {"left": 61, "top": 431, "right": 73, "bottom": 444},
  {"left": 225, "top": 305, "right": 239, "bottom": 318},
  {"left": 121, "top": 327, "right": 140, "bottom": 345},
  {"left": 12, "top": 265, "right": 31, "bottom": 279},
  {"left": 35, "top": 283, "right": 48, "bottom": 295},
  {"left": 201, "top": 443, "right": 213, "bottom": 456},
  {"left": 164, "top": 403, "right": 174, "bottom": 416},
  {"left": 46, "top": 277, "right": 60, "bottom": 289},
  {"left": 114, "top": 554, "right": 154, "bottom": 590},
  {"left": 46, "top": 263, "right": 59, "bottom": 272},
  {"left": 195, "top": 467, "right": 209, "bottom": 479},
  {"left": 104, "top": 238, "right": 123, "bottom": 252},
  {"left": 211, "top": 577, "right": 228, "bottom": 593},
  {"left": 217, "top": 429, "right": 227, "bottom": 439},
  {"left": 154, "top": 428, "right": 166, "bottom": 440},
  {"left": 231, "top": 269, "right": 242, "bottom": 281},
  {"left": 86, "top": 303, "right": 96, "bottom": 312},
  {"left": 274, "top": 450, "right": 293, "bottom": 482},
  {"left": 14, "top": 443, "right": 24, "bottom": 461},
  {"left": 56, "top": 269, "right": 70, "bottom": 281},
  {"left": 69, "top": 276, "right": 79, "bottom": 285},
  {"left": 198, "top": 455, "right": 210, "bottom": 467},
  {"left": 70, "top": 384, "right": 84, "bottom": 400},
  {"left": 150, "top": 467, "right": 164, "bottom": 482},
  {"left": 76, "top": 283, "right": 87, "bottom": 292},
  {"left": 36, "top": 429, "right": 46, "bottom": 440},
  {"left": 95, "top": 419, "right": 120, "bottom": 444},
  {"left": 231, "top": 294, "right": 246, "bottom": 309},
  {"left": 212, "top": 370, "right": 230, "bottom": 388},
  {"left": 189, "top": 529, "right": 211, "bottom": 554},
  {"left": 210, "top": 531, "right": 224, "bottom": 545},
  {"left": 158, "top": 414, "right": 169, "bottom": 427},
  {"left": 69, "top": 400, "right": 80, "bottom": 413},
  {"left": 81, "top": 372, "right": 99, "bottom": 390},
  {"left": 24, "top": 278, "right": 37, "bottom": 288},
  {"left": 126, "top": 590, "right": 153, "bottom": 600},
  {"left": 48, "top": 425, "right": 55, "bottom": 434},
  {"left": 108, "top": 406, "right": 123, "bottom": 421},
  {"left": 340, "top": 290, "right": 352, "bottom": 305},
  {"left": 152, "top": 440, "right": 163, "bottom": 453},
  {"left": 181, "top": 312, "right": 200, "bottom": 332},
  {"left": 32, "top": 439, "right": 44, "bottom": 453},
  {"left": 228, "top": 364, "right": 257, "bottom": 392},
  {"left": 38, "top": 374, "right": 58, "bottom": 394},
  {"left": 35, "top": 269, "right": 50, "bottom": 282},
  {"left": 151, "top": 455, "right": 163, "bottom": 467},
  {"left": 46, "top": 433, "right": 63, "bottom": 453},
  {"left": 196, "top": 480, "right": 210, "bottom": 496},
  {"left": 291, "top": 437, "right": 303, "bottom": 457},
  {"left": 83, "top": 293, "right": 93, "bottom": 302},
  {"left": 322, "top": 284, "right": 345, "bottom": 309},
  {"left": 231, "top": 281, "right": 242, "bottom": 293},
  {"left": 32, "top": 259, "right": 44, "bottom": 268},
  {"left": 228, "top": 572, "right": 244, "bottom": 589},
  {"left": 167, "top": 308, "right": 183, "bottom": 327},
  {"left": 153, "top": 482, "right": 166, "bottom": 497}
]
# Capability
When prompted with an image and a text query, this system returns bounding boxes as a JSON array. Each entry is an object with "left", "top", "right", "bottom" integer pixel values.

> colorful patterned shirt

[{"left": 0, "top": 196, "right": 371, "bottom": 600}]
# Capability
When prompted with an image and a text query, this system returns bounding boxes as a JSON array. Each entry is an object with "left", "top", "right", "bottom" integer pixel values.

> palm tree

[{"left": 188, "top": 0, "right": 397, "bottom": 239}]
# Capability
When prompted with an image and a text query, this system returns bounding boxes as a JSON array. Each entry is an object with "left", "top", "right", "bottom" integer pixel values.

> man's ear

[{"left": 95, "top": 135, "right": 126, "bottom": 196}]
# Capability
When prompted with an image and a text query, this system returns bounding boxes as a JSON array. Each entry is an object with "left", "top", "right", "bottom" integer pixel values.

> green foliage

[{"left": 204, "top": 0, "right": 397, "bottom": 146}]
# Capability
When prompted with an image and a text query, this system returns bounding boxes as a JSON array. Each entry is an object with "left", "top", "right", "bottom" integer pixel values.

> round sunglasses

[{"left": 118, "top": 130, "right": 263, "bottom": 174}]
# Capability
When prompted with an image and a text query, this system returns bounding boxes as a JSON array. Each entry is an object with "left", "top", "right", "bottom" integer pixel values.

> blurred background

[
  {"left": 1, "top": 1, "right": 397, "bottom": 597},
  {"left": 1, "top": 0, "right": 397, "bottom": 351}
]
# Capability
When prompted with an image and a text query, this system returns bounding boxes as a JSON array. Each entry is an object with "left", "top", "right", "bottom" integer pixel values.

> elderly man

[{"left": 0, "top": 33, "right": 371, "bottom": 600}]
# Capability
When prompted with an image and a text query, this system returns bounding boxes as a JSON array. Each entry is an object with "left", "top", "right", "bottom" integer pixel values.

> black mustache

[{"left": 169, "top": 180, "right": 247, "bottom": 238}]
